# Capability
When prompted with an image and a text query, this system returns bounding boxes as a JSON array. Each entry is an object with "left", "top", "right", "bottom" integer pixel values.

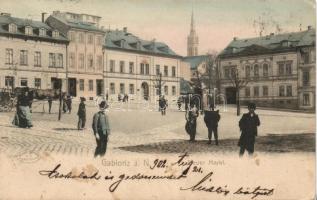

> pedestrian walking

[
  {"left": 185, "top": 104, "right": 199, "bottom": 142},
  {"left": 12, "top": 87, "right": 33, "bottom": 128},
  {"left": 177, "top": 96, "right": 182, "bottom": 111},
  {"left": 204, "top": 104, "right": 221, "bottom": 145},
  {"left": 159, "top": 95, "right": 168, "bottom": 115},
  {"left": 66, "top": 95, "right": 72, "bottom": 114},
  {"left": 62, "top": 95, "right": 68, "bottom": 113},
  {"left": 48, "top": 96, "right": 53, "bottom": 114},
  {"left": 238, "top": 103, "right": 260, "bottom": 157},
  {"left": 77, "top": 97, "right": 86, "bottom": 130},
  {"left": 92, "top": 100, "right": 111, "bottom": 157}
]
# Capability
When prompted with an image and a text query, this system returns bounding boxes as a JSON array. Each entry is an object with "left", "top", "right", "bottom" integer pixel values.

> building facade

[
  {"left": 218, "top": 27, "right": 315, "bottom": 110},
  {"left": 46, "top": 11, "right": 105, "bottom": 100},
  {"left": 0, "top": 13, "right": 68, "bottom": 91},
  {"left": 104, "top": 28, "right": 183, "bottom": 102}
]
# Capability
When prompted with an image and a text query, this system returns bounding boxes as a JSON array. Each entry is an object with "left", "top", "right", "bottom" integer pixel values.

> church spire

[{"left": 187, "top": 9, "right": 199, "bottom": 56}]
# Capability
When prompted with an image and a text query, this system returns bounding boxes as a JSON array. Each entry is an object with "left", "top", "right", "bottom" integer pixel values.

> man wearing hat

[
  {"left": 92, "top": 100, "right": 111, "bottom": 157},
  {"left": 238, "top": 103, "right": 261, "bottom": 157},
  {"left": 77, "top": 97, "right": 86, "bottom": 130}
]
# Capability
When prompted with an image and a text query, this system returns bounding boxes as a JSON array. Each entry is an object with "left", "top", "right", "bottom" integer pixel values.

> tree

[
  {"left": 152, "top": 72, "right": 165, "bottom": 97},
  {"left": 228, "top": 67, "right": 249, "bottom": 116}
]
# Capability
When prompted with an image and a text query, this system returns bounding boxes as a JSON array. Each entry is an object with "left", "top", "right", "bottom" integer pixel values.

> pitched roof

[
  {"left": 182, "top": 55, "right": 208, "bottom": 70},
  {"left": 104, "top": 29, "right": 181, "bottom": 58},
  {"left": 0, "top": 15, "right": 68, "bottom": 42},
  {"left": 219, "top": 28, "right": 316, "bottom": 58},
  {"left": 49, "top": 15, "right": 104, "bottom": 33}
]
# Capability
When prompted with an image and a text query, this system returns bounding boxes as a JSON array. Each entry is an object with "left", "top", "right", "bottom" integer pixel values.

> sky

[{"left": 0, "top": 0, "right": 315, "bottom": 56}]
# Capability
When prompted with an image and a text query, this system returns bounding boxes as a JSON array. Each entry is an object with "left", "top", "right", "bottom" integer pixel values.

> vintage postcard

[{"left": 0, "top": 0, "right": 315, "bottom": 199}]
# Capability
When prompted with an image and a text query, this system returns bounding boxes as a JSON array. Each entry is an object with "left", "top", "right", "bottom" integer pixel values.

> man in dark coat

[
  {"left": 204, "top": 104, "right": 221, "bottom": 145},
  {"left": 238, "top": 103, "right": 260, "bottom": 156},
  {"left": 92, "top": 100, "right": 111, "bottom": 157},
  {"left": 48, "top": 96, "right": 53, "bottom": 114},
  {"left": 77, "top": 97, "right": 86, "bottom": 130},
  {"left": 66, "top": 95, "right": 72, "bottom": 114},
  {"left": 159, "top": 95, "right": 168, "bottom": 116}
]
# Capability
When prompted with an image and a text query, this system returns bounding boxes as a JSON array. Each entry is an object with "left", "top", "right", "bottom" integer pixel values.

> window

[
  {"left": 245, "top": 87, "right": 250, "bottom": 97},
  {"left": 25, "top": 26, "right": 33, "bottom": 35},
  {"left": 5, "top": 76, "right": 14, "bottom": 88},
  {"left": 156, "top": 65, "right": 160, "bottom": 75},
  {"left": 110, "top": 60, "right": 115, "bottom": 72},
  {"left": 140, "top": 63, "right": 145, "bottom": 74},
  {"left": 96, "top": 36, "right": 102, "bottom": 45},
  {"left": 56, "top": 54, "right": 63, "bottom": 68},
  {"left": 172, "top": 86, "right": 176, "bottom": 96},
  {"left": 69, "top": 53, "right": 75, "bottom": 68},
  {"left": 224, "top": 68, "right": 230, "bottom": 78},
  {"left": 9, "top": 24, "right": 17, "bottom": 33},
  {"left": 52, "top": 30, "right": 59, "bottom": 38},
  {"left": 110, "top": 83, "right": 115, "bottom": 94},
  {"left": 262, "top": 86, "right": 268, "bottom": 96},
  {"left": 34, "top": 78, "right": 41, "bottom": 89},
  {"left": 120, "top": 83, "right": 125, "bottom": 94},
  {"left": 79, "top": 33, "right": 84, "bottom": 43},
  {"left": 172, "top": 66, "right": 176, "bottom": 77},
  {"left": 303, "top": 70, "right": 310, "bottom": 86},
  {"left": 302, "top": 52, "right": 310, "bottom": 64},
  {"left": 145, "top": 64, "right": 149, "bottom": 75},
  {"left": 129, "top": 62, "right": 134, "bottom": 73},
  {"left": 79, "top": 79, "right": 84, "bottom": 91},
  {"left": 20, "top": 78, "right": 28, "bottom": 87},
  {"left": 164, "top": 85, "right": 168, "bottom": 95},
  {"left": 79, "top": 53, "right": 84, "bottom": 69},
  {"left": 88, "top": 80, "right": 93, "bottom": 91},
  {"left": 88, "top": 54, "right": 93, "bottom": 69},
  {"left": 49, "top": 53, "right": 56, "bottom": 67},
  {"left": 278, "top": 63, "right": 284, "bottom": 75},
  {"left": 129, "top": 84, "right": 134, "bottom": 94},
  {"left": 262, "top": 64, "right": 268, "bottom": 77},
  {"left": 39, "top": 28, "right": 46, "bottom": 36},
  {"left": 97, "top": 56, "right": 102, "bottom": 71},
  {"left": 254, "top": 64, "right": 259, "bottom": 77},
  {"left": 285, "top": 63, "right": 292, "bottom": 75},
  {"left": 34, "top": 51, "right": 41, "bottom": 67},
  {"left": 20, "top": 50, "right": 28, "bottom": 65},
  {"left": 245, "top": 65, "right": 250, "bottom": 77},
  {"left": 164, "top": 66, "right": 168, "bottom": 76},
  {"left": 5, "top": 49, "right": 13, "bottom": 64},
  {"left": 279, "top": 85, "right": 285, "bottom": 97},
  {"left": 69, "top": 32, "right": 76, "bottom": 42},
  {"left": 286, "top": 85, "right": 292, "bottom": 96},
  {"left": 303, "top": 93, "right": 310, "bottom": 106},
  {"left": 253, "top": 86, "right": 259, "bottom": 97},
  {"left": 120, "top": 61, "right": 125, "bottom": 73},
  {"left": 88, "top": 34, "right": 93, "bottom": 44}
]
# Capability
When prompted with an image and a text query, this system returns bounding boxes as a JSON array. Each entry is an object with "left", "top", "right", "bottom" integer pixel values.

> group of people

[
  {"left": 185, "top": 102, "right": 260, "bottom": 156},
  {"left": 118, "top": 93, "right": 129, "bottom": 102},
  {"left": 158, "top": 95, "right": 168, "bottom": 115}
]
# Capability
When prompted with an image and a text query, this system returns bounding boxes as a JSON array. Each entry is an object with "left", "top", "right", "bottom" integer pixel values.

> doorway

[
  {"left": 225, "top": 87, "right": 236, "bottom": 104},
  {"left": 68, "top": 78, "right": 77, "bottom": 97},
  {"left": 96, "top": 79, "right": 103, "bottom": 96},
  {"left": 141, "top": 82, "right": 149, "bottom": 100}
]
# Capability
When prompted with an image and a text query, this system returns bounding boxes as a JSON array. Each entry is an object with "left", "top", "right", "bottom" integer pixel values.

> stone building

[
  {"left": 46, "top": 11, "right": 105, "bottom": 100},
  {"left": 218, "top": 27, "right": 315, "bottom": 110},
  {"left": 0, "top": 13, "right": 68, "bottom": 91},
  {"left": 103, "top": 28, "right": 183, "bottom": 102}
]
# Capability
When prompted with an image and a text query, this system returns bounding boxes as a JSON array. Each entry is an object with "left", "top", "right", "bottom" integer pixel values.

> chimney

[
  {"left": 233, "top": 37, "right": 238, "bottom": 41},
  {"left": 123, "top": 27, "right": 127, "bottom": 33},
  {"left": 308, "top": 25, "right": 312, "bottom": 30},
  {"left": 1, "top": 13, "right": 11, "bottom": 17},
  {"left": 41, "top": 12, "right": 47, "bottom": 23}
]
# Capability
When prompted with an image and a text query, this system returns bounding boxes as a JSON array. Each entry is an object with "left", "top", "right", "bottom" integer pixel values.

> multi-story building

[
  {"left": 46, "top": 11, "right": 105, "bottom": 99},
  {"left": 0, "top": 13, "right": 68, "bottom": 91},
  {"left": 103, "top": 28, "right": 183, "bottom": 102},
  {"left": 218, "top": 27, "right": 315, "bottom": 110}
]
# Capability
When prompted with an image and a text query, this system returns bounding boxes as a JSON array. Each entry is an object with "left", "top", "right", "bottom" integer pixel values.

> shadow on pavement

[
  {"left": 53, "top": 128, "right": 79, "bottom": 131},
  {"left": 117, "top": 133, "right": 315, "bottom": 154}
]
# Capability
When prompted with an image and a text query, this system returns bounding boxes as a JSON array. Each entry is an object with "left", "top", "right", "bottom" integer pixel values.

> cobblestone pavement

[{"left": 0, "top": 101, "right": 315, "bottom": 161}]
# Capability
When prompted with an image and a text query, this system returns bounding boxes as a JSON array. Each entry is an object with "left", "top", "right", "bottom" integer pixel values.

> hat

[
  {"left": 248, "top": 102, "right": 256, "bottom": 110},
  {"left": 99, "top": 100, "right": 109, "bottom": 110}
]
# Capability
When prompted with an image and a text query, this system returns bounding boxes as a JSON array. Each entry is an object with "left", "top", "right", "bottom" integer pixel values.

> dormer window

[
  {"left": 25, "top": 26, "right": 33, "bottom": 35},
  {"left": 282, "top": 40, "right": 290, "bottom": 47},
  {"left": 39, "top": 28, "right": 46, "bottom": 36},
  {"left": 8, "top": 23, "right": 17, "bottom": 33},
  {"left": 52, "top": 30, "right": 59, "bottom": 38}
]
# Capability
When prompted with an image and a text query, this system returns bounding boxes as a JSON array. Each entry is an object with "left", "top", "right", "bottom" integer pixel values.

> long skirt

[{"left": 13, "top": 106, "right": 33, "bottom": 128}]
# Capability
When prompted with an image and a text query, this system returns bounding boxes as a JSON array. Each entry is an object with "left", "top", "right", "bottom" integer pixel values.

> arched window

[
  {"left": 245, "top": 65, "right": 250, "bottom": 77},
  {"left": 254, "top": 64, "right": 259, "bottom": 77},
  {"left": 263, "top": 63, "right": 269, "bottom": 77}
]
